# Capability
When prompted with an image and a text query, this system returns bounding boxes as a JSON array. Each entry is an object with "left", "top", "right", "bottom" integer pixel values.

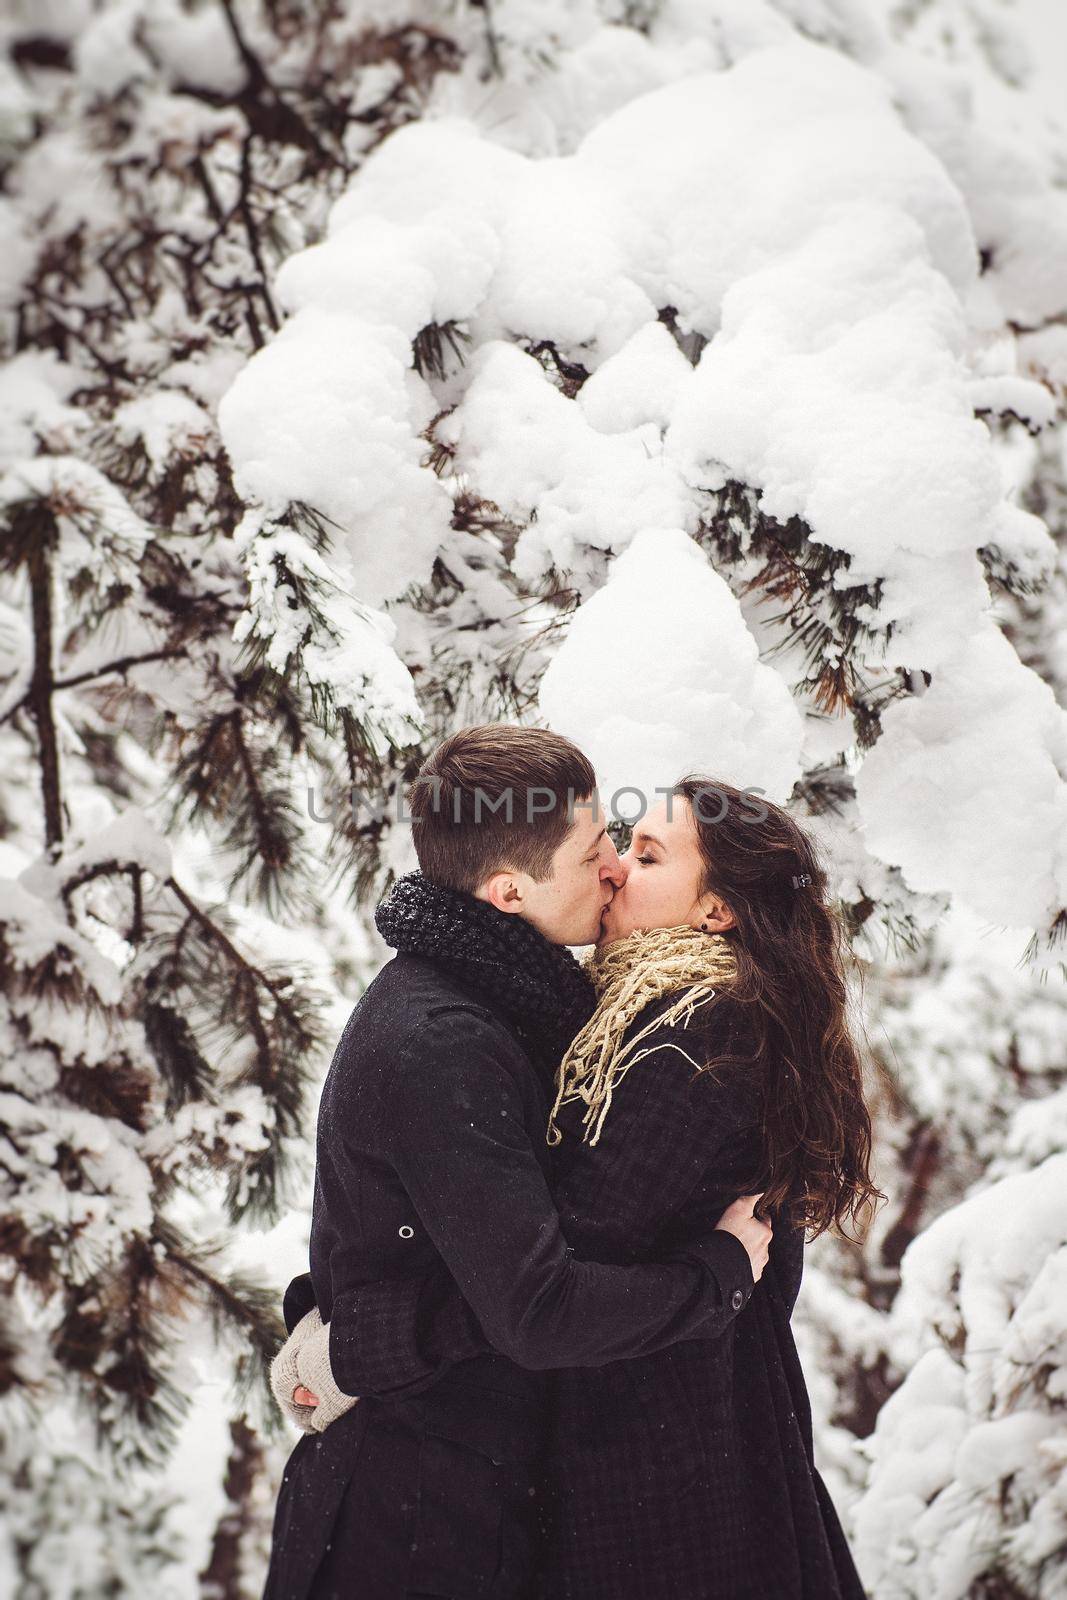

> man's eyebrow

[{"left": 584, "top": 826, "right": 607, "bottom": 854}]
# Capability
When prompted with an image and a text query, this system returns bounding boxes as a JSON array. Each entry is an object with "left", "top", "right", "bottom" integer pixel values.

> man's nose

[{"left": 601, "top": 840, "right": 628, "bottom": 890}]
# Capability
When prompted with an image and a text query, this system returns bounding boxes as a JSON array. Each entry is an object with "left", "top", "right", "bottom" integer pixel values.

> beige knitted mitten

[
  {"left": 292, "top": 1317, "right": 360, "bottom": 1434},
  {"left": 269, "top": 1306, "right": 324, "bottom": 1433},
  {"left": 268, "top": 1305, "right": 360, "bottom": 1435}
]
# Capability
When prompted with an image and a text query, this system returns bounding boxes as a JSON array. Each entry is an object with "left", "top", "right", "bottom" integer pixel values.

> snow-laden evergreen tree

[
  {"left": 0, "top": 1, "right": 456, "bottom": 1591},
  {"left": 2, "top": 0, "right": 1066, "bottom": 1594}
]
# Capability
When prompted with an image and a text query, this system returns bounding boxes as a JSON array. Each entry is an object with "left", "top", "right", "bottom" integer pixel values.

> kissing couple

[{"left": 261, "top": 725, "right": 877, "bottom": 1600}]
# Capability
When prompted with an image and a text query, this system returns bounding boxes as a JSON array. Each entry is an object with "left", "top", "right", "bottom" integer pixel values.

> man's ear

[{"left": 478, "top": 870, "right": 526, "bottom": 915}]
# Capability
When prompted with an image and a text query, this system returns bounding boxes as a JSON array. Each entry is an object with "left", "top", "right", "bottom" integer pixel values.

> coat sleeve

[
  {"left": 282, "top": 1271, "right": 317, "bottom": 1335},
  {"left": 338, "top": 1006, "right": 757, "bottom": 1381}
]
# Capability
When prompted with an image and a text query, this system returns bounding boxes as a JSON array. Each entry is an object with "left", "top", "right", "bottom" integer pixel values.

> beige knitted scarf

[{"left": 547, "top": 924, "right": 739, "bottom": 1148}]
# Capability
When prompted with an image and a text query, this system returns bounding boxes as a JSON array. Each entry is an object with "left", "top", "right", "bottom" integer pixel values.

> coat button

[
  {"left": 398, "top": 1224, "right": 415, "bottom": 1239},
  {"left": 731, "top": 1288, "right": 745, "bottom": 1310}
]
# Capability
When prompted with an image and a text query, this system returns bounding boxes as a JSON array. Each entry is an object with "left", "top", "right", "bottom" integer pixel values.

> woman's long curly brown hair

[{"left": 673, "top": 775, "right": 884, "bottom": 1243}]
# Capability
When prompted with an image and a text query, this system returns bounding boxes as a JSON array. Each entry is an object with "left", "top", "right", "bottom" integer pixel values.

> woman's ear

[{"left": 698, "top": 902, "right": 735, "bottom": 933}]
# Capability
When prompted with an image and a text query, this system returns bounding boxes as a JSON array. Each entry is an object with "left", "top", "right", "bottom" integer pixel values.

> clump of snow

[
  {"left": 447, "top": 340, "right": 699, "bottom": 582},
  {"left": 854, "top": 622, "right": 1067, "bottom": 932},
  {"left": 141, "top": 3, "right": 244, "bottom": 96},
  {"left": 142, "top": 1084, "right": 273, "bottom": 1180},
  {"left": 8, "top": 125, "right": 124, "bottom": 241},
  {"left": 1, "top": 880, "right": 124, "bottom": 1008},
  {"left": 0, "top": 352, "right": 87, "bottom": 467},
  {"left": 998, "top": 1087, "right": 1067, "bottom": 1174},
  {"left": 667, "top": 204, "right": 1051, "bottom": 667},
  {"left": 853, "top": 1154, "right": 1067, "bottom": 1598},
  {"left": 0, "top": 1090, "right": 155, "bottom": 1283},
  {"left": 72, "top": 0, "right": 153, "bottom": 97},
  {"left": 112, "top": 392, "right": 215, "bottom": 471},
  {"left": 879, "top": 38, "right": 1067, "bottom": 330},
  {"left": 159, "top": 347, "right": 247, "bottom": 413},
  {"left": 218, "top": 305, "right": 452, "bottom": 612},
  {"left": 20, "top": 806, "right": 173, "bottom": 907},
  {"left": 538, "top": 526, "right": 805, "bottom": 806},
  {"left": 576, "top": 319, "right": 693, "bottom": 435},
  {"left": 232, "top": 510, "right": 424, "bottom": 756},
  {"left": 0, "top": 456, "right": 151, "bottom": 601},
  {"left": 274, "top": 205, "right": 502, "bottom": 338},
  {"left": 0, "top": 54, "right": 34, "bottom": 148},
  {"left": 0, "top": 596, "right": 32, "bottom": 713}
]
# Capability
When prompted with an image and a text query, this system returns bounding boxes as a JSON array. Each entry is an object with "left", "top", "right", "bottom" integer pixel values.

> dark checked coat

[
  {"left": 271, "top": 963, "right": 868, "bottom": 1600},
  {"left": 533, "top": 993, "right": 868, "bottom": 1600},
  {"left": 261, "top": 950, "right": 761, "bottom": 1600}
]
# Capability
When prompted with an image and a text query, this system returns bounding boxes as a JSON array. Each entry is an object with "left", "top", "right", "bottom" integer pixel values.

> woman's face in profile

[{"left": 597, "top": 796, "right": 732, "bottom": 946}]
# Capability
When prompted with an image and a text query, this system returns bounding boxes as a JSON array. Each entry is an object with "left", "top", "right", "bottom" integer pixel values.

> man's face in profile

[{"left": 516, "top": 797, "right": 628, "bottom": 947}]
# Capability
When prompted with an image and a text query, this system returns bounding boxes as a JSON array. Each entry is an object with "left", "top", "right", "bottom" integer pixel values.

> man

[{"left": 262, "top": 726, "right": 770, "bottom": 1600}]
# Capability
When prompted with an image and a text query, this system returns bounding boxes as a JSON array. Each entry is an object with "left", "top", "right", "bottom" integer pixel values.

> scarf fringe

[{"left": 547, "top": 925, "right": 738, "bottom": 1147}]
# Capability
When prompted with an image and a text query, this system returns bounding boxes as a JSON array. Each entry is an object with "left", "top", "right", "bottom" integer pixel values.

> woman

[
  {"left": 534, "top": 775, "right": 879, "bottom": 1599},
  {"left": 279, "top": 776, "right": 879, "bottom": 1600}
]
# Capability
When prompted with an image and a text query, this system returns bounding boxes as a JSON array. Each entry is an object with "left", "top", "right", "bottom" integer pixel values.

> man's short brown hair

[{"left": 408, "top": 725, "right": 597, "bottom": 894}]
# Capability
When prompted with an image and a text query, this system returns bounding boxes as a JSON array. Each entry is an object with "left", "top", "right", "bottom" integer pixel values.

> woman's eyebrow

[{"left": 633, "top": 830, "right": 665, "bottom": 849}]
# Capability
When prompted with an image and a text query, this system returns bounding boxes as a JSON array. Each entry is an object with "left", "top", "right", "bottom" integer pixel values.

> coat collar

[{"left": 374, "top": 870, "right": 597, "bottom": 1078}]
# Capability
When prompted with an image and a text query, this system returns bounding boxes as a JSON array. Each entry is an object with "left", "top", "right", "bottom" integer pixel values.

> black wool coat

[
  {"left": 262, "top": 953, "right": 760, "bottom": 1600},
  {"left": 306, "top": 990, "right": 870, "bottom": 1600}
]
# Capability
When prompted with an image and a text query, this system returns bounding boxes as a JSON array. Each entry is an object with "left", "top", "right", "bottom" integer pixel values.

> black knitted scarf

[{"left": 374, "top": 869, "right": 598, "bottom": 1079}]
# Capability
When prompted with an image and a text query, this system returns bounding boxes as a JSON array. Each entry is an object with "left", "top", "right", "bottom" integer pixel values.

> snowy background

[{"left": 1, "top": 0, "right": 1066, "bottom": 1595}]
